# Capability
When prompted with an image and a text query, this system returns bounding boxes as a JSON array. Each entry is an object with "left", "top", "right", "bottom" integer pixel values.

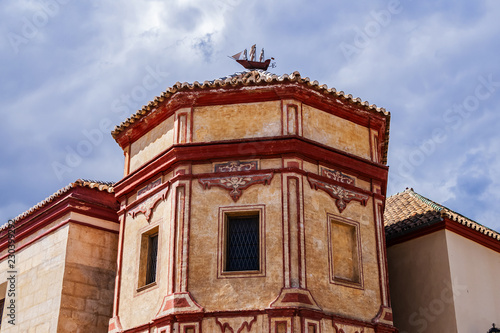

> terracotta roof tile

[
  {"left": 111, "top": 70, "right": 391, "bottom": 164},
  {"left": 2, "top": 179, "right": 115, "bottom": 230},
  {"left": 384, "top": 188, "right": 500, "bottom": 241}
]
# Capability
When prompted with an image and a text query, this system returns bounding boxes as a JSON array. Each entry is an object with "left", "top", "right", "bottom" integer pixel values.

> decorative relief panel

[
  {"left": 214, "top": 160, "right": 258, "bottom": 172},
  {"left": 199, "top": 173, "right": 273, "bottom": 201},
  {"left": 308, "top": 177, "right": 368, "bottom": 213},
  {"left": 137, "top": 177, "right": 162, "bottom": 198},
  {"left": 128, "top": 185, "right": 170, "bottom": 221},
  {"left": 321, "top": 167, "right": 355, "bottom": 185},
  {"left": 215, "top": 316, "right": 257, "bottom": 333}
]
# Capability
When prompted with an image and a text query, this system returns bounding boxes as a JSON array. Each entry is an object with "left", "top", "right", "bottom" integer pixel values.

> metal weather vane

[{"left": 230, "top": 44, "right": 276, "bottom": 70}]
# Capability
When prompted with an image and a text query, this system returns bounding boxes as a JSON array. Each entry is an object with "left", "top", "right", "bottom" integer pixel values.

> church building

[
  {"left": 107, "top": 69, "right": 395, "bottom": 333},
  {"left": 3, "top": 66, "right": 499, "bottom": 332}
]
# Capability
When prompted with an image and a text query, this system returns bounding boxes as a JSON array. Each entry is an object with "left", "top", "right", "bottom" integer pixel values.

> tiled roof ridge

[
  {"left": 111, "top": 69, "right": 390, "bottom": 139},
  {"left": 3, "top": 179, "right": 115, "bottom": 228},
  {"left": 387, "top": 188, "right": 500, "bottom": 241},
  {"left": 406, "top": 188, "right": 443, "bottom": 212}
]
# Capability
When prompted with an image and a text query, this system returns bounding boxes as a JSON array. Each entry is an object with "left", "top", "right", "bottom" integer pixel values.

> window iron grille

[{"left": 226, "top": 215, "right": 259, "bottom": 271}]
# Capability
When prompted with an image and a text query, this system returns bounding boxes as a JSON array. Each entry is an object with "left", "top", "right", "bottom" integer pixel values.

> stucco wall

[
  {"left": 387, "top": 230, "right": 458, "bottom": 333},
  {"left": 304, "top": 186, "right": 381, "bottom": 321},
  {"left": 127, "top": 100, "right": 375, "bottom": 176},
  {"left": 117, "top": 191, "right": 172, "bottom": 328},
  {"left": 445, "top": 230, "right": 500, "bottom": 333},
  {"left": 116, "top": 92, "right": 387, "bottom": 331},
  {"left": 129, "top": 115, "right": 175, "bottom": 172},
  {"left": 188, "top": 173, "right": 283, "bottom": 312},
  {"left": 192, "top": 101, "right": 281, "bottom": 142},
  {"left": 302, "top": 105, "right": 371, "bottom": 160}
]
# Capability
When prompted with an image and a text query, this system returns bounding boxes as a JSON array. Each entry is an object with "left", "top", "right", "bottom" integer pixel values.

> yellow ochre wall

[
  {"left": 127, "top": 100, "right": 375, "bottom": 174},
  {"left": 116, "top": 96, "right": 387, "bottom": 332},
  {"left": 118, "top": 162, "right": 383, "bottom": 327}
]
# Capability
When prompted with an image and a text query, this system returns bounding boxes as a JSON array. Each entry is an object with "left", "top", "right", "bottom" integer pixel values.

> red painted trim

[
  {"left": 0, "top": 187, "right": 118, "bottom": 253},
  {"left": 299, "top": 102, "right": 304, "bottom": 137},
  {"left": 386, "top": 220, "right": 446, "bottom": 247},
  {"left": 114, "top": 84, "right": 388, "bottom": 150},
  {"left": 237, "top": 316, "right": 257, "bottom": 333},
  {"left": 113, "top": 137, "right": 388, "bottom": 199},
  {"left": 373, "top": 200, "right": 384, "bottom": 306},
  {"left": 215, "top": 319, "right": 234, "bottom": 333},
  {"left": 282, "top": 293, "right": 313, "bottom": 304},
  {"left": 378, "top": 202, "right": 392, "bottom": 307},
  {"left": 185, "top": 179, "right": 193, "bottom": 291},
  {"left": 113, "top": 207, "right": 126, "bottom": 318},
  {"left": 286, "top": 176, "right": 292, "bottom": 287},
  {"left": 280, "top": 99, "right": 285, "bottom": 136},
  {"left": 387, "top": 218, "right": 500, "bottom": 254},
  {"left": 182, "top": 324, "right": 196, "bottom": 333},
  {"left": 288, "top": 176, "right": 301, "bottom": 287},
  {"left": 178, "top": 185, "right": 186, "bottom": 292},
  {"left": 301, "top": 175, "right": 307, "bottom": 290},
  {"left": 189, "top": 107, "right": 194, "bottom": 143},
  {"left": 0, "top": 218, "right": 117, "bottom": 261},
  {"left": 281, "top": 172, "right": 287, "bottom": 288},
  {"left": 173, "top": 185, "right": 184, "bottom": 293},
  {"left": 368, "top": 118, "right": 374, "bottom": 162},
  {"left": 443, "top": 218, "right": 500, "bottom": 253}
]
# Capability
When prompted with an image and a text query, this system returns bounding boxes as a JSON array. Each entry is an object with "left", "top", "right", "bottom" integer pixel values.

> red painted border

[
  {"left": 326, "top": 214, "right": 364, "bottom": 289},
  {"left": 113, "top": 137, "right": 388, "bottom": 199},
  {"left": 0, "top": 187, "right": 118, "bottom": 254},
  {"left": 387, "top": 218, "right": 500, "bottom": 253},
  {"left": 0, "top": 218, "right": 117, "bottom": 261},
  {"left": 114, "top": 83, "right": 388, "bottom": 150}
]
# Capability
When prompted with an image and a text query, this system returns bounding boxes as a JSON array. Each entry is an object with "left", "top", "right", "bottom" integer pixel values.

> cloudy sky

[{"left": 1, "top": 0, "right": 500, "bottom": 232}]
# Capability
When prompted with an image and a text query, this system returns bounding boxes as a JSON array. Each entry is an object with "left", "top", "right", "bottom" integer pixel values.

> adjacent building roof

[
  {"left": 111, "top": 70, "right": 391, "bottom": 164},
  {"left": 384, "top": 188, "right": 500, "bottom": 241},
  {"left": 1, "top": 179, "right": 115, "bottom": 230}
]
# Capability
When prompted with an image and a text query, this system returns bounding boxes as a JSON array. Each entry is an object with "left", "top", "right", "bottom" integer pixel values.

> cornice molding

[{"left": 113, "top": 137, "right": 388, "bottom": 199}]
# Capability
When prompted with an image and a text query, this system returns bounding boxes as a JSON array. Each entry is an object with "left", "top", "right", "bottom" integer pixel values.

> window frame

[
  {"left": 225, "top": 214, "right": 260, "bottom": 272},
  {"left": 137, "top": 225, "right": 160, "bottom": 291},
  {"left": 218, "top": 205, "right": 266, "bottom": 278}
]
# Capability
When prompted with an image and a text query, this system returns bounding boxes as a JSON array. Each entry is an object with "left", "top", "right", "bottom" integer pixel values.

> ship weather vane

[{"left": 230, "top": 44, "right": 276, "bottom": 70}]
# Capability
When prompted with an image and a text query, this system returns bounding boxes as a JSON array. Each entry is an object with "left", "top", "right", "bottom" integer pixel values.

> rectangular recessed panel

[
  {"left": 226, "top": 216, "right": 259, "bottom": 271},
  {"left": 276, "top": 322, "right": 287, "bottom": 333},
  {"left": 332, "top": 221, "right": 359, "bottom": 282},
  {"left": 287, "top": 105, "right": 298, "bottom": 135}
]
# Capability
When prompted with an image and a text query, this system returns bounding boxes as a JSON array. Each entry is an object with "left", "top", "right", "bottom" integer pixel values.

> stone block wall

[
  {"left": 0, "top": 224, "right": 69, "bottom": 332},
  {"left": 57, "top": 223, "right": 118, "bottom": 333}
]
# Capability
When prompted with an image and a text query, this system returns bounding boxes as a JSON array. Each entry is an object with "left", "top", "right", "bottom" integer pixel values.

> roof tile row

[{"left": 384, "top": 188, "right": 500, "bottom": 241}]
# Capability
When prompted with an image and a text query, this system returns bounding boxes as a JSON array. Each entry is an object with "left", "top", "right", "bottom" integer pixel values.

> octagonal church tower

[{"left": 108, "top": 70, "right": 395, "bottom": 333}]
